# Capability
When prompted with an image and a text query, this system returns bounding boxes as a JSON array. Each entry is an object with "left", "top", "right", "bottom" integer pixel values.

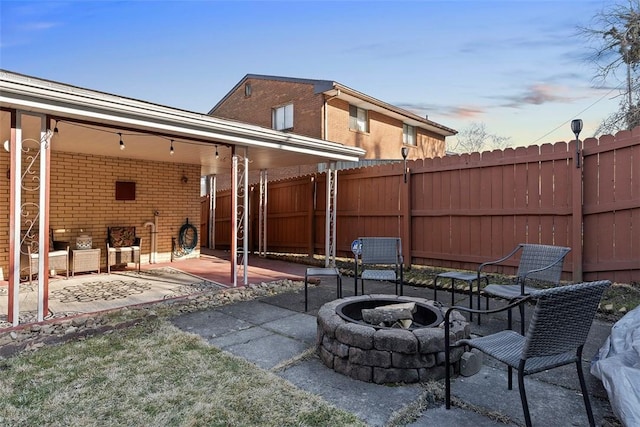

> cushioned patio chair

[
  {"left": 479, "top": 243, "right": 571, "bottom": 334},
  {"left": 25, "top": 228, "right": 69, "bottom": 283},
  {"left": 106, "top": 226, "right": 141, "bottom": 273},
  {"left": 353, "top": 237, "right": 404, "bottom": 296},
  {"left": 445, "top": 280, "right": 611, "bottom": 427}
]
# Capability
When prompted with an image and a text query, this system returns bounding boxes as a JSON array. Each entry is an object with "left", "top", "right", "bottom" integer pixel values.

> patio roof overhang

[{"left": 0, "top": 70, "right": 365, "bottom": 174}]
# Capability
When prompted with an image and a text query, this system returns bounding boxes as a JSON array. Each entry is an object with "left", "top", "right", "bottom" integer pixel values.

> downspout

[{"left": 323, "top": 89, "right": 340, "bottom": 141}]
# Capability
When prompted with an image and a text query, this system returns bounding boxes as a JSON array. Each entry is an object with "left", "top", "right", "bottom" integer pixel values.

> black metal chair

[
  {"left": 353, "top": 237, "right": 404, "bottom": 296},
  {"left": 445, "top": 280, "right": 611, "bottom": 427},
  {"left": 479, "top": 244, "right": 571, "bottom": 334}
]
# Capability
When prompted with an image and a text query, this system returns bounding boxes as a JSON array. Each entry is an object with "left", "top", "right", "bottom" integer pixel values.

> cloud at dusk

[{"left": 502, "top": 84, "right": 577, "bottom": 108}]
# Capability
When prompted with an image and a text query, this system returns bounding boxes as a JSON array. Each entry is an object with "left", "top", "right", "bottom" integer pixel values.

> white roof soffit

[{"left": 0, "top": 70, "right": 365, "bottom": 163}]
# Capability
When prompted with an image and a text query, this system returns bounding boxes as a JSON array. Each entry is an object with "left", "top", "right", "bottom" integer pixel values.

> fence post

[
  {"left": 402, "top": 167, "right": 412, "bottom": 268},
  {"left": 308, "top": 175, "right": 315, "bottom": 257},
  {"left": 572, "top": 139, "right": 583, "bottom": 281}
]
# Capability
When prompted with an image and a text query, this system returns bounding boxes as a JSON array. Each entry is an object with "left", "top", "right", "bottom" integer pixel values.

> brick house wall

[
  {"left": 211, "top": 78, "right": 324, "bottom": 139},
  {"left": 325, "top": 98, "right": 444, "bottom": 159},
  {"left": 211, "top": 77, "right": 447, "bottom": 162},
  {"left": 0, "top": 151, "right": 201, "bottom": 279}
]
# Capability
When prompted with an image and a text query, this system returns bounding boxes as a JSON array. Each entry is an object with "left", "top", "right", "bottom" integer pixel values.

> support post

[
  {"left": 231, "top": 149, "right": 237, "bottom": 287},
  {"left": 207, "top": 174, "right": 216, "bottom": 249},
  {"left": 325, "top": 164, "right": 337, "bottom": 267},
  {"left": 572, "top": 139, "right": 583, "bottom": 281},
  {"left": 258, "top": 169, "right": 267, "bottom": 257},
  {"left": 38, "top": 114, "right": 52, "bottom": 321},
  {"left": 401, "top": 166, "right": 411, "bottom": 268},
  {"left": 231, "top": 146, "right": 249, "bottom": 287},
  {"left": 8, "top": 111, "right": 19, "bottom": 325}
]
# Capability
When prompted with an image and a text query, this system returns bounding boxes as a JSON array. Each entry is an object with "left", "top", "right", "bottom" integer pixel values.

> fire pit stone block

[
  {"left": 335, "top": 323, "right": 375, "bottom": 349},
  {"left": 349, "top": 347, "right": 392, "bottom": 367},
  {"left": 374, "top": 329, "right": 418, "bottom": 353}
]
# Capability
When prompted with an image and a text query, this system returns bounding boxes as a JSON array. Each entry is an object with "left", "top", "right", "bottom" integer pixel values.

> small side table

[
  {"left": 304, "top": 267, "right": 342, "bottom": 312},
  {"left": 72, "top": 248, "right": 101, "bottom": 276},
  {"left": 433, "top": 271, "right": 488, "bottom": 323}
]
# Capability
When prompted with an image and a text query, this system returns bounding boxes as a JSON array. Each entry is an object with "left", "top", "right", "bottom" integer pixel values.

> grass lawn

[{"left": 0, "top": 319, "right": 363, "bottom": 427}]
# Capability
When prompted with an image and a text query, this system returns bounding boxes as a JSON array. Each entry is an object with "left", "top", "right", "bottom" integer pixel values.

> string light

[{"left": 51, "top": 119, "right": 228, "bottom": 156}]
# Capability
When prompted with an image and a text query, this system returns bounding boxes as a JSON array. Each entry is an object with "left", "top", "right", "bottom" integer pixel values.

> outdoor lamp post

[
  {"left": 401, "top": 147, "right": 409, "bottom": 183},
  {"left": 571, "top": 119, "right": 583, "bottom": 168}
]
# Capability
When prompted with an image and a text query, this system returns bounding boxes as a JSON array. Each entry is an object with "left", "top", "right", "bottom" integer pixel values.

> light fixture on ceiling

[
  {"left": 215, "top": 145, "right": 219, "bottom": 159},
  {"left": 170, "top": 139, "right": 175, "bottom": 155},
  {"left": 118, "top": 133, "right": 125, "bottom": 150}
]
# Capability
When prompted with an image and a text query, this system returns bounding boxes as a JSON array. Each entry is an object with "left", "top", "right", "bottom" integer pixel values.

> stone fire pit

[{"left": 316, "top": 294, "right": 470, "bottom": 384}]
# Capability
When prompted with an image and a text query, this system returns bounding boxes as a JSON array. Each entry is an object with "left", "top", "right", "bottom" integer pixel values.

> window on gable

[
  {"left": 349, "top": 105, "right": 369, "bottom": 132},
  {"left": 244, "top": 83, "right": 252, "bottom": 97},
  {"left": 403, "top": 124, "right": 416, "bottom": 146},
  {"left": 273, "top": 103, "right": 293, "bottom": 131}
]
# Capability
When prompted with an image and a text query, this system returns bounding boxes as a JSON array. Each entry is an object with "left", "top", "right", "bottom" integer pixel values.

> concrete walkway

[{"left": 171, "top": 275, "right": 619, "bottom": 427}]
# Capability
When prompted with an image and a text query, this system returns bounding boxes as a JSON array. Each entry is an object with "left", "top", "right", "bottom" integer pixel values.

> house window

[
  {"left": 349, "top": 105, "right": 369, "bottom": 132},
  {"left": 244, "top": 83, "right": 252, "bottom": 97},
  {"left": 273, "top": 103, "right": 293, "bottom": 130},
  {"left": 403, "top": 124, "right": 416, "bottom": 146}
]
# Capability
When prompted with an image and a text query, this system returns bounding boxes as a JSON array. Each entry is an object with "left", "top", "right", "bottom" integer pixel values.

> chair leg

[
  {"left": 433, "top": 277, "right": 439, "bottom": 302},
  {"left": 508, "top": 365, "right": 513, "bottom": 390},
  {"left": 518, "top": 369, "right": 533, "bottom": 427},
  {"left": 576, "top": 352, "right": 596, "bottom": 427},
  {"left": 304, "top": 272, "right": 309, "bottom": 312},
  {"left": 519, "top": 304, "right": 525, "bottom": 335},
  {"left": 445, "top": 330, "right": 452, "bottom": 409}
]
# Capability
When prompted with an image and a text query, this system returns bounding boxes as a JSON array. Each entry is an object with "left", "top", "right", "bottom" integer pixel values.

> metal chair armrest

[
  {"left": 477, "top": 245, "right": 523, "bottom": 274},
  {"left": 445, "top": 294, "right": 532, "bottom": 319}
]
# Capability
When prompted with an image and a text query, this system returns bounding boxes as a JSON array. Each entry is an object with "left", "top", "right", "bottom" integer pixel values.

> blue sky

[{"left": 0, "top": 0, "right": 622, "bottom": 148}]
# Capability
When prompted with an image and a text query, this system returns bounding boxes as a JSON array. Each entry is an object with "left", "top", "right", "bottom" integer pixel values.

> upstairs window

[
  {"left": 273, "top": 103, "right": 293, "bottom": 131},
  {"left": 244, "top": 83, "right": 252, "bottom": 97},
  {"left": 403, "top": 124, "right": 416, "bottom": 146},
  {"left": 349, "top": 105, "right": 369, "bottom": 132}
]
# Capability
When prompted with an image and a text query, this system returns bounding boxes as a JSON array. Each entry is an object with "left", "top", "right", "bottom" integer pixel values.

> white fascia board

[{"left": 1, "top": 73, "right": 366, "bottom": 162}]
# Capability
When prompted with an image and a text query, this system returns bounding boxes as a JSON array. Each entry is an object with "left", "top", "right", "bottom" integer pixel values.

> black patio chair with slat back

[
  {"left": 354, "top": 237, "right": 404, "bottom": 296},
  {"left": 445, "top": 280, "right": 611, "bottom": 427},
  {"left": 479, "top": 244, "right": 571, "bottom": 334}
]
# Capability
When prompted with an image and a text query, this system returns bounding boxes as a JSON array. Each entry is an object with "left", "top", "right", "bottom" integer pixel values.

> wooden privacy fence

[{"left": 207, "top": 129, "right": 639, "bottom": 283}]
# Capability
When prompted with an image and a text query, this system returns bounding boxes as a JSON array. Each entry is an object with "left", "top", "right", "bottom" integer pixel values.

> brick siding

[
  {"left": 0, "top": 151, "right": 201, "bottom": 278},
  {"left": 212, "top": 78, "right": 446, "bottom": 164}
]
